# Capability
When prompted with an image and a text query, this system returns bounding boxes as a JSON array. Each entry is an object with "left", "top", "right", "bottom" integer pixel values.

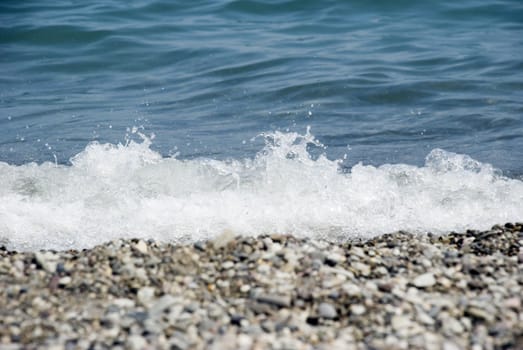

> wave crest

[{"left": 1, "top": 130, "right": 522, "bottom": 251}]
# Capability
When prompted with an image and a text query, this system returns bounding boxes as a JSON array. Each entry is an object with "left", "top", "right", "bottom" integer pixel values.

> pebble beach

[{"left": 1, "top": 224, "right": 522, "bottom": 350}]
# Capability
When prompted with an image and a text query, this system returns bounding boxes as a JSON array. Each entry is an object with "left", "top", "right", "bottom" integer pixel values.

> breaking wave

[{"left": 1, "top": 129, "right": 522, "bottom": 251}]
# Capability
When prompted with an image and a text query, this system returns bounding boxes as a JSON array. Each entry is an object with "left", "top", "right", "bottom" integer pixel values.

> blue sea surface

[{"left": 1, "top": 0, "right": 523, "bottom": 250}]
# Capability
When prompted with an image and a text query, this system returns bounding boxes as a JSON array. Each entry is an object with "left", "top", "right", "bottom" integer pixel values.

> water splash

[{"left": 1, "top": 129, "right": 522, "bottom": 251}]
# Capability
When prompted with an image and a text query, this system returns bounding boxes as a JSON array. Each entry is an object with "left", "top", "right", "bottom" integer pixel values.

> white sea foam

[{"left": 1, "top": 129, "right": 522, "bottom": 251}]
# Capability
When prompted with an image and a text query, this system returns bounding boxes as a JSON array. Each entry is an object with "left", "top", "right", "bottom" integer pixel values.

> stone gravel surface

[{"left": 1, "top": 223, "right": 522, "bottom": 349}]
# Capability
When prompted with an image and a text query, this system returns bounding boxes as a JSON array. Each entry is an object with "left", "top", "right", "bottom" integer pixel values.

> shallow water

[{"left": 1, "top": 0, "right": 522, "bottom": 250}]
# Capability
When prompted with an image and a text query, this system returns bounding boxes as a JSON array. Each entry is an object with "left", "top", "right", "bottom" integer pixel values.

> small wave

[{"left": 0, "top": 129, "right": 522, "bottom": 251}]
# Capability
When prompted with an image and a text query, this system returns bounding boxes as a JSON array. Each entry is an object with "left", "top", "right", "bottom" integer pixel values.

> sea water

[{"left": 1, "top": 0, "right": 522, "bottom": 250}]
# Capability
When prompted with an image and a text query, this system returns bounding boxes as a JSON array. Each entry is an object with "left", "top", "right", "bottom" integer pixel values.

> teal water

[
  {"left": 1, "top": 0, "right": 523, "bottom": 250},
  {"left": 2, "top": 0, "right": 523, "bottom": 172}
]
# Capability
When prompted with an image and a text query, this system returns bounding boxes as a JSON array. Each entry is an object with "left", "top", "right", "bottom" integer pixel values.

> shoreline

[{"left": 1, "top": 224, "right": 522, "bottom": 349}]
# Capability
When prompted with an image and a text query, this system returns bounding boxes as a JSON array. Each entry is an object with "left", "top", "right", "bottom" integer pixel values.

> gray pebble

[
  {"left": 318, "top": 302, "right": 337, "bottom": 319},
  {"left": 255, "top": 293, "right": 291, "bottom": 308},
  {"left": 413, "top": 273, "right": 436, "bottom": 288}
]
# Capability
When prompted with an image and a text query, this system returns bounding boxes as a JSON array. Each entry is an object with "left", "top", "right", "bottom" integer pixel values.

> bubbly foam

[{"left": 1, "top": 129, "right": 522, "bottom": 251}]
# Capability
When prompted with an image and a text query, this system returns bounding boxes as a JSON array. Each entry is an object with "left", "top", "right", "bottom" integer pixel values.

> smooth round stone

[
  {"left": 127, "top": 335, "right": 147, "bottom": 350},
  {"left": 318, "top": 302, "right": 337, "bottom": 319},
  {"left": 58, "top": 276, "right": 72, "bottom": 286},
  {"left": 413, "top": 273, "right": 436, "bottom": 288},
  {"left": 350, "top": 304, "right": 366, "bottom": 316},
  {"left": 137, "top": 287, "right": 156, "bottom": 306},
  {"left": 221, "top": 261, "right": 234, "bottom": 270}
]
